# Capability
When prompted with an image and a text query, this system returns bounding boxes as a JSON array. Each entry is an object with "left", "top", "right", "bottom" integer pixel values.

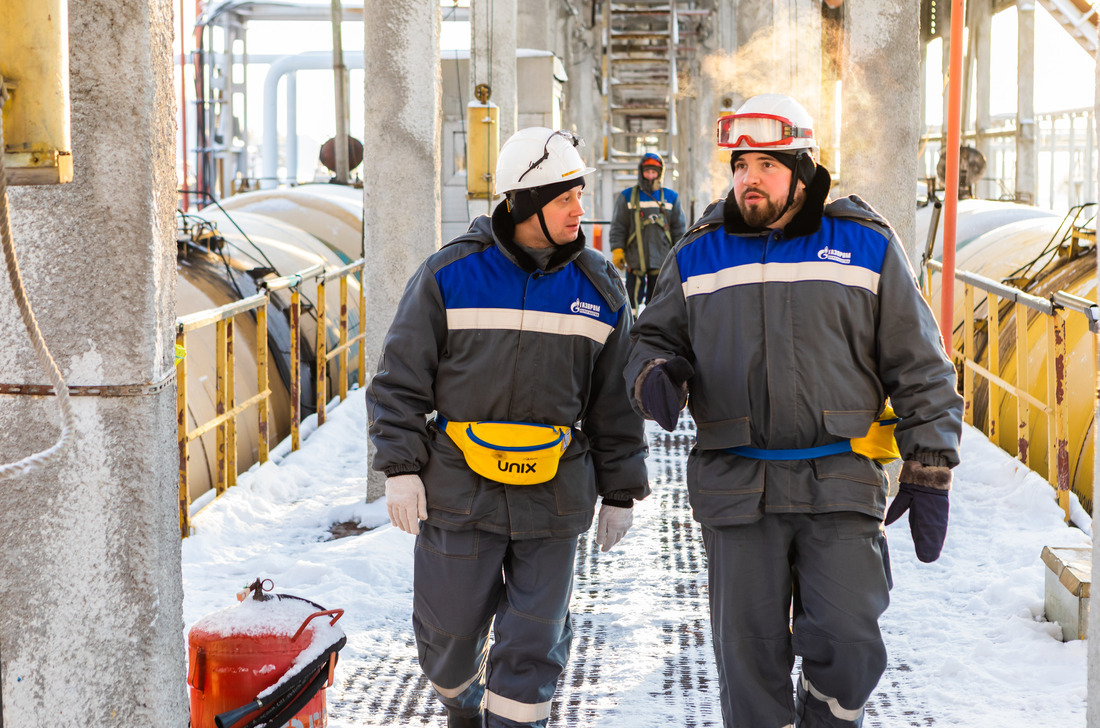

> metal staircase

[
  {"left": 1037, "top": 0, "right": 1098, "bottom": 60},
  {"left": 602, "top": 1, "right": 677, "bottom": 188},
  {"left": 598, "top": 2, "right": 709, "bottom": 193}
]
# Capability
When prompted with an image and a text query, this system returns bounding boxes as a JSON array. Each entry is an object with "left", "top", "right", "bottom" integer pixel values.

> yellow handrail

[
  {"left": 926, "top": 259, "right": 1096, "bottom": 521},
  {"left": 176, "top": 294, "right": 269, "bottom": 538},
  {"left": 175, "top": 258, "right": 367, "bottom": 537}
]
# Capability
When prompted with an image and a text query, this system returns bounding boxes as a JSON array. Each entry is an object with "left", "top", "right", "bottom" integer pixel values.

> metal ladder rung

[
  {"left": 611, "top": 81, "right": 671, "bottom": 88},
  {"left": 611, "top": 104, "right": 670, "bottom": 112},
  {"left": 610, "top": 30, "right": 671, "bottom": 38}
]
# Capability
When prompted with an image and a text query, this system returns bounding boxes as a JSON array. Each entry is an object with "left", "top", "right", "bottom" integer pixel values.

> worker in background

[
  {"left": 367, "top": 127, "right": 649, "bottom": 728},
  {"left": 608, "top": 152, "right": 686, "bottom": 314},
  {"left": 625, "top": 93, "right": 963, "bottom": 728}
]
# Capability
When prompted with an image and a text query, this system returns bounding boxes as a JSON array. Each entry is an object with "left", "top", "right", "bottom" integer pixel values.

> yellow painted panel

[
  {"left": 466, "top": 102, "right": 499, "bottom": 199},
  {"left": 0, "top": 0, "right": 72, "bottom": 184}
]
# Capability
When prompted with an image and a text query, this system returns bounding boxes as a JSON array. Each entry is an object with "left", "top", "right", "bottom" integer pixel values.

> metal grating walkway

[{"left": 328, "top": 419, "right": 934, "bottom": 727}]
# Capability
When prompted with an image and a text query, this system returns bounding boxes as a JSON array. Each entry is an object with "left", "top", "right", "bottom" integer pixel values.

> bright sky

[
  {"left": 182, "top": 387, "right": 1091, "bottom": 727},
  {"left": 924, "top": 5, "right": 1096, "bottom": 124}
]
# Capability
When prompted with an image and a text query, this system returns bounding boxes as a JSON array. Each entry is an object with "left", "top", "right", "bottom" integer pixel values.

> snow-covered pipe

[{"left": 262, "top": 51, "right": 364, "bottom": 189}]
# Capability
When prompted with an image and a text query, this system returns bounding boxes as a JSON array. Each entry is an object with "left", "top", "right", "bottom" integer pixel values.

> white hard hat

[
  {"left": 495, "top": 128, "right": 595, "bottom": 196},
  {"left": 716, "top": 93, "right": 817, "bottom": 155}
]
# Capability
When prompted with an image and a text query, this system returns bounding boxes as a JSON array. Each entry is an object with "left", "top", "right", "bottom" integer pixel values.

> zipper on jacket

[
  {"left": 509, "top": 271, "right": 539, "bottom": 412},
  {"left": 761, "top": 229, "right": 783, "bottom": 454}
]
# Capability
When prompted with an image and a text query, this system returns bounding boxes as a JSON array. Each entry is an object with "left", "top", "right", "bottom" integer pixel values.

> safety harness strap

[{"left": 628, "top": 186, "right": 671, "bottom": 274}]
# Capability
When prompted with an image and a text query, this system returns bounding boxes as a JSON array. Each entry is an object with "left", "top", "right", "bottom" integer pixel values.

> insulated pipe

[
  {"left": 262, "top": 51, "right": 364, "bottom": 189},
  {"left": 287, "top": 72, "right": 297, "bottom": 183},
  {"left": 940, "top": 0, "right": 965, "bottom": 353}
]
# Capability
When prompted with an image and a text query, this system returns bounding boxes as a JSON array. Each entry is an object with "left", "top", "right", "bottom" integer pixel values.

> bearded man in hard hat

[
  {"left": 367, "top": 128, "right": 648, "bottom": 728},
  {"left": 626, "top": 93, "right": 963, "bottom": 727},
  {"left": 608, "top": 152, "right": 687, "bottom": 315}
]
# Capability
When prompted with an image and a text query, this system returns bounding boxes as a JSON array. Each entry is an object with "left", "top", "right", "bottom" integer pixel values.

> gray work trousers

[
  {"left": 413, "top": 523, "right": 578, "bottom": 728},
  {"left": 701, "top": 513, "right": 892, "bottom": 728}
]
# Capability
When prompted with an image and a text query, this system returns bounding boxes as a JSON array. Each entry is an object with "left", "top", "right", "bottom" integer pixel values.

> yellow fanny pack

[
  {"left": 438, "top": 417, "right": 572, "bottom": 485},
  {"left": 850, "top": 405, "right": 901, "bottom": 464}
]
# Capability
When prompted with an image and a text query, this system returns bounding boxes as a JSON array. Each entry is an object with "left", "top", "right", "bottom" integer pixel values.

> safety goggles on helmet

[
  {"left": 716, "top": 113, "right": 814, "bottom": 149},
  {"left": 517, "top": 130, "right": 584, "bottom": 184}
]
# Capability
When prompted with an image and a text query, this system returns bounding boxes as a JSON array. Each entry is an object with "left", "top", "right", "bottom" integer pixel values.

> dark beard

[
  {"left": 640, "top": 178, "right": 660, "bottom": 193},
  {"left": 738, "top": 192, "right": 783, "bottom": 227},
  {"left": 738, "top": 186, "right": 804, "bottom": 228}
]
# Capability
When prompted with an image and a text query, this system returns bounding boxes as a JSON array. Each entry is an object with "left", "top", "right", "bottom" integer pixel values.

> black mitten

[
  {"left": 885, "top": 481, "right": 950, "bottom": 563},
  {"left": 638, "top": 356, "right": 694, "bottom": 432}
]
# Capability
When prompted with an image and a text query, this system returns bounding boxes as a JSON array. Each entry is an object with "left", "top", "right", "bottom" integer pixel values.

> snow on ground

[{"left": 181, "top": 388, "right": 1090, "bottom": 726}]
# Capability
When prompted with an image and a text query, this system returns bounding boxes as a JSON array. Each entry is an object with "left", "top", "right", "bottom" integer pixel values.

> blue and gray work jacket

[
  {"left": 368, "top": 204, "right": 650, "bottom": 539},
  {"left": 626, "top": 173, "right": 963, "bottom": 525}
]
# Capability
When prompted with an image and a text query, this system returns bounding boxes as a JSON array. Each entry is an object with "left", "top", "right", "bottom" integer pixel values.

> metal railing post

[
  {"left": 226, "top": 318, "right": 237, "bottom": 489},
  {"left": 963, "top": 284, "right": 975, "bottom": 425},
  {"left": 257, "top": 300, "right": 270, "bottom": 464},
  {"left": 987, "top": 293, "right": 1001, "bottom": 442},
  {"left": 176, "top": 328, "right": 190, "bottom": 538},
  {"left": 1051, "top": 310, "right": 1070, "bottom": 520},
  {"left": 315, "top": 273, "right": 327, "bottom": 426},
  {"left": 290, "top": 280, "right": 302, "bottom": 450},
  {"left": 215, "top": 318, "right": 228, "bottom": 495},
  {"left": 358, "top": 264, "right": 366, "bottom": 388},
  {"left": 1015, "top": 301, "right": 1030, "bottom": 466},
  {"left": 338, "top": 274, "right": 349, "bottom": 402}
]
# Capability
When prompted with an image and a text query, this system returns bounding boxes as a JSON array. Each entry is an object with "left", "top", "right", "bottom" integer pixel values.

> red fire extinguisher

[{"left": 188, "top": 578, "right": 346, "bottom": 728}]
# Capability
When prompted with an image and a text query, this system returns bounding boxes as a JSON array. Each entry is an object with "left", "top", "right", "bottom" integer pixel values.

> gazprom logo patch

[
  {"left": 570, "top": 298, "right": 602, "bottom": 318},
  {"left": 818, "top": 247, "right": 852, "bottom": 264}
]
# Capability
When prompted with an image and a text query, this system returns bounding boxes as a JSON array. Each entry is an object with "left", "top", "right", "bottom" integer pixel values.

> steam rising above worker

[
  {"left": 626, "top": 93, "right": 964, "bottom": 727},
  {"left": 367, "top": 127, "right": 648, "bottom": 728},
  {"left": 608, "top": 151, "right": 686, "bottom": 314}
]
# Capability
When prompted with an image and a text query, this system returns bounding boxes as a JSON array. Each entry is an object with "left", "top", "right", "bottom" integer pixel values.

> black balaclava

[
  {"left": 729, "top": 149, "right": 816, "bottom": 224},
  {"left": 508, "top": 176, "right": 586, "bottom": 247}
]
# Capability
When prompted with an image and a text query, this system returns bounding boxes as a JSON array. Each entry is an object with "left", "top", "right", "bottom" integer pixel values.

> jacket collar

[
  {"left": 490, "top": 202, "right": 587, "bottom": 273},
  {"left": 722, "top": 164, "right": 832, "bottom": 238}
]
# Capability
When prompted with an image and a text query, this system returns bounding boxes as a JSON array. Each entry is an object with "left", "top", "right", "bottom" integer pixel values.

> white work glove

[
  {"left": 594, "top": 503, "right": 634, "bottom": 552},
  {"left": 386, "top": 474, "right": 427, "bottom": 535}
]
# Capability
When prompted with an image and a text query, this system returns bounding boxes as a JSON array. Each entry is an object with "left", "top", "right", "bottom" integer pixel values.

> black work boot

[{"left": 446, "top": 708, "right": 484, "bottom": 728}]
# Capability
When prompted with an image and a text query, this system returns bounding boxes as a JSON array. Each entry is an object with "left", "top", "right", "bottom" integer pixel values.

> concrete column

[
  {"left": 972, "top": 0, "right": 993, "bottom": 200},
  {"left": 0, "top": 0, "right": 186, "bottom": 725},
  {"left": 1016, "top": 1, "right": 1037, "bottom": 205},
  {"left": 363, "top": 0, "right": 441, "bottom": 502},
  {"left": 1088, "top": 21, "right": 1100, "bottom": 727},
  {"left": 518, "top": 0, "right": 554, "bottom": 53},
  {"left": 838, "top": 0, "right": 921, "bottom": 264},
  {"left": 471, "top": 0, "right": 517, "bottom": 142}
]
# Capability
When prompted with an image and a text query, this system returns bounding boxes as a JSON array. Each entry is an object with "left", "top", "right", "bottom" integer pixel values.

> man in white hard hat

[
  {"left": 626, "top": 93, "right": 964, "bottom": 727},
  {"left": 368, "top": 128, "right": 648, "bottom": 728}
]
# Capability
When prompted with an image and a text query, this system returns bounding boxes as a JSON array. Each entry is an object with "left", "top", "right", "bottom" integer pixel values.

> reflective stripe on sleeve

[
  {"left": 447, "top": 308, "right": 614, "bottom": 344},
  {"left": 485, "top": 689, "right": 553, "bottom": 723},
  {"left": 682, "top": 261, "right": 880, "bottom": 298}
]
